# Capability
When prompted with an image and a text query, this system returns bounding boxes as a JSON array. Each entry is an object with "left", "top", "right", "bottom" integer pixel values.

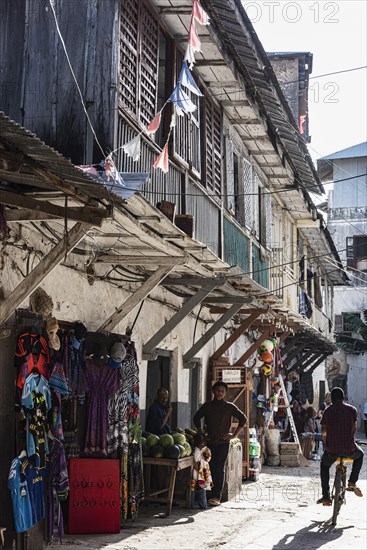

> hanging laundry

[
  {"left": 104, "top": 154, "right": 125, "bottom": 186},
  {"left": 15, "top": 331, "right": 50, "bottom": 369}
]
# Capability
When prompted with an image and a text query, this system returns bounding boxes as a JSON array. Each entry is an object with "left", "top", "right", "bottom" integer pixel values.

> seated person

[{"left": 145, "top": 388, "right": 172, "bottom": 435}]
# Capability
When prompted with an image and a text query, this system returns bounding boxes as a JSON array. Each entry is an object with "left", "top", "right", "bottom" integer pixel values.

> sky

[{"left": 244, "top": 0, "right": 367, "bottom": 165}]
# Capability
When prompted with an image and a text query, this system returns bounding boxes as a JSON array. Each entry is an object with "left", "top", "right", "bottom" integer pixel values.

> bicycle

[{"left": 331, "top": 456, "right": 353, "bottom": 525}]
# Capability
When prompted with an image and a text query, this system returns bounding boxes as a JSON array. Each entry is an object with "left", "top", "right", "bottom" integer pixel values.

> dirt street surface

[{"left": 51, "top": 437, "right": 367, "bottom": 550}]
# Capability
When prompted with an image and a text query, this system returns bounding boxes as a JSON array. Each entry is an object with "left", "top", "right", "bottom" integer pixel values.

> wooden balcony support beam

[
  {"left": 234, "top": 327, "right": 273, "bottom": 366},
  {"left": 210, "top": 311, "right": 260, "bottom": 362}
]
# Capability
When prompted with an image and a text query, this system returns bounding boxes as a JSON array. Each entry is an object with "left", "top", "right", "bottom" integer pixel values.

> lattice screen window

[
  {"left": 243, "top": 158, "right": 252, "bottom": 229},
  {"left": 204, "top": 96, "right": 222, "bottom": 195},
  {"left": 264, "top": 189, "right": 272, "bottom": 249},
  {"left": 119, "top": 0, "right": 159, "bottom": 127},
  {"left": 174, "top": 51, "right": 201, "bottom": 173},
  {"left": 225, "top": 136, "right": 234, "bottom": 212}
]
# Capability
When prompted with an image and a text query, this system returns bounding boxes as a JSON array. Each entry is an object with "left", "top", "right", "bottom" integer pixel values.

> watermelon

[
  {"left": 165, "top": 444, "right": 181, "bottom": 459},
  {"left": 142, "top": 444, "right": 150, "bottom": 457},
  {"left": 176, "top": 444, "right": 185, "bottom": 458},
  {"left": 150, "top": 445, "right": 164, "bottom": 458},
  {"left": 183, "top": 442, "right": 192, "bottom": 456},
  {"left": 172, "top": 433, "right": 186, "bottom": 445},
  {"left": 142, "top": 431, "right": 152, "bottom": 439},
  {"left": 146, "top": 434, "right": 160, "bottom": 447},
  {"left": 160, "top": 434, "right": 174, "bottom": 448},
  {"left": 141, "top": 437, "right": 146, "bottom": 446}
]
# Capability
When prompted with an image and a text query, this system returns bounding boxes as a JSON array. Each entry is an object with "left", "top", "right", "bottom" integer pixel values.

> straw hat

[{"left": 30, "top": 288, "right": 54, "bottom": 319}]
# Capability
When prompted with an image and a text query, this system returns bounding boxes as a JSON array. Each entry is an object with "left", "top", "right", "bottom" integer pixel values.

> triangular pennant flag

[
  {"left": 78, "top": 165, "right": 98, "bottom": 176},
  {"left": 184, "top": 43, "right": 196, "bottom": 70},
  {"left": 169, "top": 84, "right": 197, "bottom": 114},
  {"left": 153, "top": 142, "right": 169, "bottom": 173},
  {"left": 147, "top": 112, "right": 162, "bottom": 134},
  {"left": 298, "top": 114, "right": 306, "bottom": 134},
  {"left": 170, "top": 111, "right": 176, "bottom": 129},
  {"left": 178, "top": 61, "right": 203, "bottom": 96},
  {"left": 188, "top": 17, "right": 201, "bottom": 52},
  {"left": 121, "top": 135, "right": 141, "bottom": 162},
  {"left": 192, "top": 0, "right": 210, "bottom": 25}
]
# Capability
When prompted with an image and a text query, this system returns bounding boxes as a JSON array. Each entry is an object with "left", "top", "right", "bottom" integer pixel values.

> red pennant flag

[
  {"left": 188, "top": 18, "right": 201, "bottom": 52},
  {"left": 147, "top": 112, "right": 162, "bottom": 134},
  {"left": 192, "top": 0, "right": 210, "bottom": 25},
  {"left": 298, "top": 114, "right": 306, "bottom": 134},
  {"left": 153, "top": 142, "right": 169, "bottom": 173}
]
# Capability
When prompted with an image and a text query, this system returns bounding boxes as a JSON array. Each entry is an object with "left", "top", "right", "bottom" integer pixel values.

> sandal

[
  {"left": 347, "top": 483, "right": 363, "bottom": 497},
  {"left": 208, "top": 498, "right": 221, "bottom": 506},
  {"left": 317, "top": 497, "right": 332, "bottom": 506}
]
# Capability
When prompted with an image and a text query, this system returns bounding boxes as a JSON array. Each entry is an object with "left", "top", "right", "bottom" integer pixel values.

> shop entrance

[{"left": 145, "top": 352, "right": 171, "bottom": 429}]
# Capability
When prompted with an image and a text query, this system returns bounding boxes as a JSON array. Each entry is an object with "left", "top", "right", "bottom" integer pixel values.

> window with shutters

[
  {"left": 119, "top": 0, "right": 159, "bottom": 128},
  {"left": 243, "top": 158, "right": 253, "bottom": 230},
  {"left": 173, "top": 51, "right": 201, "bottom": 173},
  {"left": 203, "top": 96, "right": 222, "bottom": 195}
]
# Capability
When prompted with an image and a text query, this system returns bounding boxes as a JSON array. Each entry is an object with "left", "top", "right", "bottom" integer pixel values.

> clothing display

[
  {"left": 10, "top": 320, "right": 145, "bottom": 541},
  {"left": 84, "top": 357, "right": 121, "bottom": 455},
  {"left": 8, "top": 455, "right": 34, "bottom": 533}
]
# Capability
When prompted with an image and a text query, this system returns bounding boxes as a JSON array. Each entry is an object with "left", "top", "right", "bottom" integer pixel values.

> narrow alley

[{"left": 51, "top": 438, "right": 367, "bottom": 550}]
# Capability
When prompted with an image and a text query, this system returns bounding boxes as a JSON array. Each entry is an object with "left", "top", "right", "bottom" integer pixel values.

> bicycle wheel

[{"left": 332, "top": 469, "right": 343, "bottom": 525}]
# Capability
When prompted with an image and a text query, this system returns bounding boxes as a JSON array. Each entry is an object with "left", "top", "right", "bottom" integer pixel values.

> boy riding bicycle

[{"left": 317, "top": 387, "right": 364, "bottom": 506}]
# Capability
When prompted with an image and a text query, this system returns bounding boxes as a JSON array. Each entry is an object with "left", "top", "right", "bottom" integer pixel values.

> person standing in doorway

[
  {"left": 193, "top": 381, "right": 246, "bottom": 506},
  {"left": 145, "top": 388, "right": 172, "bottom": 435}
]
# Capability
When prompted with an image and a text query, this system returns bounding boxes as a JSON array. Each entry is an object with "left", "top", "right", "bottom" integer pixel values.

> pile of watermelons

[{"left": 141, "top": 427, "right": 196, "bottom": 459}]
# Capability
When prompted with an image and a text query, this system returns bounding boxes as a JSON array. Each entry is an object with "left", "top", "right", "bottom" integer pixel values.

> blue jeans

[
  {"left": 208, "top": 442, "right": 230, "bottom": 500},
  {"left": 190, "top": 488, "right": 207, "bottom": 509},
  {"left": 320, "top": 444, "right": 364, "bottom": 499}
]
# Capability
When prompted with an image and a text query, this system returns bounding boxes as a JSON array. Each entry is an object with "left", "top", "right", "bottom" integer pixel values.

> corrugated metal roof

[{"left": 320, "top": 142, "right": 367, "bottom": 160}]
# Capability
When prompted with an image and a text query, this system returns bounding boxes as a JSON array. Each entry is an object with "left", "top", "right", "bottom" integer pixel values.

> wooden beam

[
  {"left": 288, "top": 350, "right": 315, "bottom": 372},
  {"left": 6, "top": 208, "right": 60, "bottom": 222},
  {"left": 221, "top": 100, "right": 250, "bottom": 107},
  {"left": 1, "top": 189, "right": 105, "bottom": 226},
  {"left": 143, "top": 283, "right": 219, "bottom": 359},
  {"left": 201, "top": 296, "right": 254, "bottom": 304},
  {"left": 0, "top": 144, "right": 92, "bottom": 204},
  {"left": 97, "top": 264, "right": 179, "bottom": 333},
  {"left": 304, "top": 354, "right": 328, "bottom": 373},
  {"left": 249, "top": 150, "right": 276, "bottom": 156},
  {"left": 283, "top": 341, "right": 310, "bottom": 366},
  {"left": 234, "top": 327, "right": 273, "bottom": 365},
  {"left": 230, "top": 118, "right": 261, "bottom": 125},
  {"left": 195, "top": 60, "right": 228, "bottom": 67},
  {"left": 210, "top": 312, "right": 260, "bottom": 362},
  {"left": 95, "top": 255, "right": 187, "bottom": 266},
  {"left": 163, "top": 276, "right": 227, "bottom": 287},
  {"left": 0, "top": 222, "right": 90, "bottom": 325},
  {"left": 183, "top": 304, "right": 244, "bottom": 364}
]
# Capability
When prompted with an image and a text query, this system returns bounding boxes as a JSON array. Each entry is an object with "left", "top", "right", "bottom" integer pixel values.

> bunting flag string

[{"left": 95, "top": 0, "right": 211, "bottom": 179}]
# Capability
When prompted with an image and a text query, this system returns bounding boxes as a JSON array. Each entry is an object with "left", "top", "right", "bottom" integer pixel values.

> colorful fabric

[
  {"left": 46, "top": 438, "right": 69, "bottom": 543},
  {"left": 49, "top": 362, "right": 70, "bottom": 395},
  {"left": 62, "top": 330, "right": 87, "bottom": 403},
  {"left": 191, "top": 446, "right": 212, "bottom": 491},
  {"left": 23, "top": 458, "right": 46, "bottom": 524},
  {"left": 322, "top": 402, "right": 358, "bottom": 455},
  {"left": 17, "top": 353, "right": 50, "bottom": 389},
  {"left": 84, "top": 358, "right": 120, "bottom": 455},
  {"left": 63, "top": 430, "right": 80, "bottom": 460},
  {"left": 15, "top": 331, "right": 50, "bottom": 368},
  {"left": 22, "top": 373, "right": 52, "bottom": 468},
  {"left": 8, "top": 456, "right": 35, "bottom": 533}
]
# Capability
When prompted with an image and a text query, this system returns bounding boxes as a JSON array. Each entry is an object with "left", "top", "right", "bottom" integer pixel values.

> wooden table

[{"left": 143, "top": 456, "right": 194, "bottom": 516}]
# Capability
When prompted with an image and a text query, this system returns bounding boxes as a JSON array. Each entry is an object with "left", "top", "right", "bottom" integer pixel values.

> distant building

[
  {"left": 268, "top": 52, "right": 313, "bottom": 143},
  {"left": 318, "top": 142, "right": 367, "bottom": 429}
]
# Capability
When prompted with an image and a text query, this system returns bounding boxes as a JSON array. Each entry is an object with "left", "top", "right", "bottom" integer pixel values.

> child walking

[{"left": 190, "top": 433, "right": 212, "bottom": 509}]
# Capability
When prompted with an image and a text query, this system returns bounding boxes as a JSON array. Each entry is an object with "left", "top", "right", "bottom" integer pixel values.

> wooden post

[
  {"left": 234, "top": 327, "right": 273, "bottom": 366},
  {"left": 209, "top": 311, "right": 260, "bottom": 362}
]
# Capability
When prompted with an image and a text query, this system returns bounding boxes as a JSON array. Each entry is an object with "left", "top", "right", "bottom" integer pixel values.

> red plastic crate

[{"left": 68, "top": 458, "right": 120, "bottom": 534}]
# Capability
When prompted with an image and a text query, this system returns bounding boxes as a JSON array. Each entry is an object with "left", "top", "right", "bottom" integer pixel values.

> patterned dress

[
  {"left": 46, "top": 438, "right": 69, "bottom": 543},
  {"left": 84, "top": 358, "right": 120, "bottom": 455},
  {"left": 107, "top": 341, "right": 144, "bottom": 521}
]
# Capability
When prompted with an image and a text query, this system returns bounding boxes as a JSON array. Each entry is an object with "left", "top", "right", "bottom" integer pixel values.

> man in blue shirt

[{"left": 145, "top": 388, "right": 172, "bottom": 435}]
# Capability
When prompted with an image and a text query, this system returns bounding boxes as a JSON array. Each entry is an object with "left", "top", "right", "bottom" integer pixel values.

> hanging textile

[
  {"left": 107, "top": 341, "right": 144, "bottom": 521},
  {"left": 84, "top": 358, "right": 120, "bottom": 455},
  {"left": 63, "top": 330, "right": 87, "bottom": 404},
  {"left": 46, "top": 438, "right": 69, "bottom": 543}
]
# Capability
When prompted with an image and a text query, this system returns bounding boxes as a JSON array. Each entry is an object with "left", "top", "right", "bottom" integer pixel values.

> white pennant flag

[{"left": 122, "top": 135, "right": 141, "bottom": 162}]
